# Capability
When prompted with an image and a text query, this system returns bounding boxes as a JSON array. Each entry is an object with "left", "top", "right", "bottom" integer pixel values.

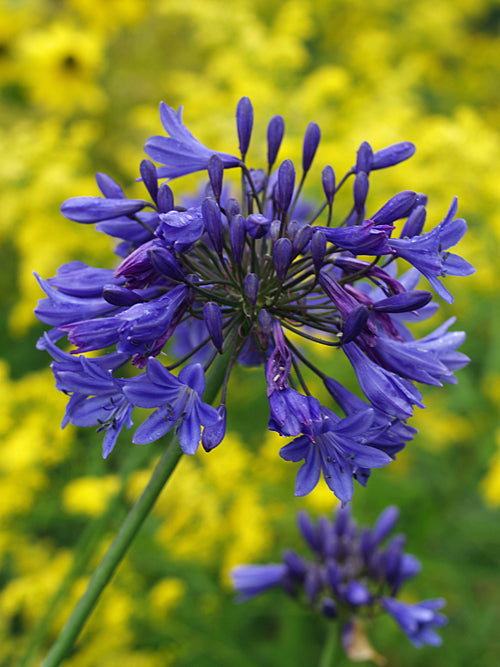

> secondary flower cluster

[
  {"left": 231, "top": 506, "right": 447, "bottom": 654},
  {"left": 35, "top": 97, "right": 474, "bottom": 502}
]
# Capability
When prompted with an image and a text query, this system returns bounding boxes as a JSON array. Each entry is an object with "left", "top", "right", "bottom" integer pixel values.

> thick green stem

[
  {"left": 318, "top": 622, "right": 340, "bottom": 667},
  {"left": 41, "top": 353, "right": 228, "bottom": 667}
]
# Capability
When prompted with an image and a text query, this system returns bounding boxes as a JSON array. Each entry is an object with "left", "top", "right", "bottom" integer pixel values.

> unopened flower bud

[
  {"left": 302, "top": 122, "right": 321, "bottom": 172},
  {"left": 140, "top": 159, "right": 158, "bottom": 204},
  {"left": 342, "top": 305, "right": 369, "bottom": 344},
  {"left": 203, "top": 301, "right": 224, "bottom": 352},
  {"left": 354, "top": 171, "right": 369, "bottom": 214},
  {"left": 102, "top": 285, "right": 143, "bottom": 307},
  {"left": 322, "top": 165, "right": 336, "bottom": 205},
  {"left": 277, "top": 159, "right": 295, "bottom": 213},
  {"left": 267, "top": 115, "right": 285, "bottom": 167},
  {"left": 355, "top": 141, "right": 373, "bottom": 174},
  {"left": 230, "top": 214, "right": 246, "bottom": 264},
  {"left": 236, "top": 96, "right": 253, "bottom": 158},
  {"left": 207, "top": 154, "right": 224, "bottom": 201},
  {"left": 293, "top": 224, "right": 313, "bottom": 256},
  {"left": 373, "top": 290, "right": 432, "bottom": 313},
  {"left": 400, "top": 204, "right": 426, "bottom": 238},
  {"left": 311, "top": 230, "right": 327, "bottom": 273},
  {"left": 225, "top": 197, "right": 240, "bottom": 220},
  {"left": 273, "top": 237, "right": 293, "bottom": 281},
  {"left": 157, "top": 183, "right": 174, "bottom": 213},
  {"left": 269, "top": 219, "right": 281, "bottom": 243},
  {"left": 148, "top": 245, "right": 185, "bottom": 282},
  {"left": 371, "top": 191, "right": 417, "bottom": 224},
  {"left": 287, "top": 220, "right": 299, "bottom": 242},
  {"left": 258, "top": 308, "right": 272, "bottom": 335},
  {"left": 372, "top": 141, "right": 416, "bottom": 170},
  {"left": 202, "top": 197, "right": 223, "bottom": 253},
  {"left": 244, "top": 273, "right": 259, "bottom": 307}
]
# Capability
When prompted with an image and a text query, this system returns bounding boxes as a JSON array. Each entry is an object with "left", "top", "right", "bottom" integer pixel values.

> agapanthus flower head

[
  {"left": 35, "top": 97, "right": 473, "bottom": 488},
  {"left": 231, "top": 505, "right": 447, "bottom": 657}
]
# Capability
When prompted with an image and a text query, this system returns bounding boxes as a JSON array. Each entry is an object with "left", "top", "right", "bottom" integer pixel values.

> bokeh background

[{"left": 1, "top": 0, "right": 499, "bottom": 665}]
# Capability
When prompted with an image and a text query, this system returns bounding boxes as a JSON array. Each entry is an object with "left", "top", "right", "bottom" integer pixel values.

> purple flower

[
  {"left": 36, "top": 96, "right": 472, "bottom": 486},
  {"left": 343, "top": 342, "right": 425, "bottom": 419},
  {"left": 145, "top": 102, "right": 240, "bottom": 179},
  {"left": 280, "top": 407, "right": 391, "bottom": 502},
  {"left": 123, "top": 359, "right": 219, "bottom": 454},
  {"left": 232, "top": 505, "right": 447, "bottom": 654},
  {"left": 388, "top": 198, "right": 475, "bottom": 303},
  {"left": 231, "top": 564, "right": 287, "bottom": 602},
  {"left": 382, "top": 597, "right": 447, "bottom": 648},
  {"left": 40, "top": 334, "right": 132, "bottom": 458}
]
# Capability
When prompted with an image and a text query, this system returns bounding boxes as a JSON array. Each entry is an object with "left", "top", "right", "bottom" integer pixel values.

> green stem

[
  {"left": 40, "top": 352, "right": 229, "bottom": 667},
  {"left": 318, "top": 622, "right": 340, "bottom": 667},
  {"left": 18, "top": 443, "right": 151, "bottom": 667}
]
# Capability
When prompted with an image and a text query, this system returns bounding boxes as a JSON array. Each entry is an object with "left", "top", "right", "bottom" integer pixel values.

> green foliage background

[{"left": 0, "top": 0, "right": 499, "bottom": 665}]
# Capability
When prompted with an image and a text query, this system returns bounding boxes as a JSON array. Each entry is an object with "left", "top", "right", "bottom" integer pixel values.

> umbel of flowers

[
  {"left": 232, "top": 505, "right": 447, "bottom": 657},
  {"left": 35, "top": 97, "right": 474, "bottom": 503}
]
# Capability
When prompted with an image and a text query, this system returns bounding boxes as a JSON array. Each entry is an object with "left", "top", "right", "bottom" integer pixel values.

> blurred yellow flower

[{"left": 17, "top": 22, "right": 106, "bottom": 113}]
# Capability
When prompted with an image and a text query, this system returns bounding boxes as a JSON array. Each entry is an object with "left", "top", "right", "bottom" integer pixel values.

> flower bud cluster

[
  {"left": 231, "top": 506, "right": 447, "bottom": 653},
  {"left": 35, "top": 98, "right": 473, "bottom": 501}
]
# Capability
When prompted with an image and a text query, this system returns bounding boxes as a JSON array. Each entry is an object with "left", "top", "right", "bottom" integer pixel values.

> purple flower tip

[{"left": 236, "top": 96, "right": 254, "bottom": 158}]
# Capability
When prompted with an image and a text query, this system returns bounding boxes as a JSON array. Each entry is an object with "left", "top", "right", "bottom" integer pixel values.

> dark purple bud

[
  {"left": 287, "top": 220, "right": 299, "bottom": 241},
  {"left": 230, "top": 214, "right": 246, "bottom": 264},
  {"left": 258, "top": 308, "right": 272, "bottom": 335},
  {"left": 236, "top": 96, "right": 253, "bottom": 158},
  {"left": 322, "top": 165, "right": 336, "bottom": 205},
  {"left": 373, "top": 290, "right": 432, "bottom": 313},
  {"left": 293, "top": 224, "right": 312, "bottom": 255},
  {"left": 343, "top": 581, "right": 371, "bottom": 606},
  {"left": 273, "top": 237, "right": 293, "bottom": 281},
  {"left": 148, "top": 245, "right": 185, "bottom": 282},
  {"left": 334, "top": 504, "right": 352, "bottom": 536},
  {"left": 321, "top": 597, "right": 338, "bottom": 619},
  {"left": 157, "top": 183, "right": 174, "bottom": 213},
  {"left": 225, "top": 197, "right": 241, "bottom": 220},
  {"left": 371, "top": 191, "right": 417, "bottom": 224},
  {"left": 102, "top": 285, "right": 143, "bottom": 307},
  {"left": 325, "top": 561, "right": 341, "bottom": 590},
  {"left": 311, "top": 230, "right": 327, "bottom": 273},
  {"left": 267, "top": 115, "right": 285, "bottom": 167},
  {"left": 355, "top": 141, "right": 373, "bottom": 173},
  {"left": 372, "top": 141, "right": 416, "bottom": 170},
  {"left": 202, "top": 405, "right": 226, "bottom": 451},
  {"left": 304, "top": 566, "right": 322, "bottom": 604},
  {"left": 297, "top": 511, "right": 319, "bottom": 553},
  {"left": 202, "top": 197, "right": 223, "bottom": 253},
  {"left": 207, "top": 154, "right": 224, "bottom": 201},
  {"left": 61, "top": 197, "right": 147, "bottom": 223},
  {"left": 342, "top": 305, "right": 369, "bottom": 343},
  {"left": 140, "top": 159, "right": 158, "bottom": 204},
  {"left": 370, "top": 505, "right": 399, "bottom": 546},
  {"left": 353, "top": 171, "right": 369, "bottom": 214},
  {"left": 96, "top": 172, "right": 124, "bottom": 198},
  {"left": 400, "top": 204, "right": 426, "bottom": 238},
  {"left": 302, "top": 122, "right": 321, "bottom": 172},
  {"left": 244, "top": 273, "right": 259, "bottom": 307},
  {"left": 283, "top": 549, "right": 307, "bottom": 579},
  {"left": 203, "top": 301, "right": 224, "bottom": 352},
  {"left": 269, "top": 220, "right": 281, "bottom": 243},
  {"left": 277, "top": 159, "right": 295, "bottom": 212}
]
